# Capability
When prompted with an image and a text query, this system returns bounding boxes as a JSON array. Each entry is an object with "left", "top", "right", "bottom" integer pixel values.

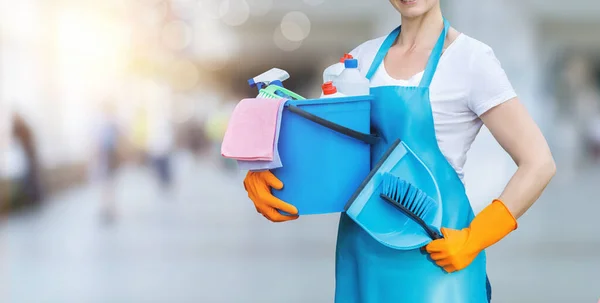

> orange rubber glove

[
  {"left": 243, "top": 171, "right": 299, "bottom": 222},
  {"left": 425, "top": 199, "right": 517, "bottom": 273}
]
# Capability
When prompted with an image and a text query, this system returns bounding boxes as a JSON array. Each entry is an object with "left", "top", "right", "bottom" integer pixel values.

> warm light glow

[
  {"left": 55, "top": 8, "right": 131, "bottom": 95},
  {"left": 0, "top": 0, "right": 39, "bottom": 45},
  {"left": 161, "top": 20, "right": 193, "bottom": 51}
]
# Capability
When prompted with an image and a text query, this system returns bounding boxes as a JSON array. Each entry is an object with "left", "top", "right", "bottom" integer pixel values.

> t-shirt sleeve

[{"left": 467, "top": 45, "right": 517, "bottom": 116}]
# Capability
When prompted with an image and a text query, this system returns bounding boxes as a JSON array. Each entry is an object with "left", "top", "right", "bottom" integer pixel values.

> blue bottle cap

[{"left": 344, "top": 59, "right": 358, "bottom": 68}]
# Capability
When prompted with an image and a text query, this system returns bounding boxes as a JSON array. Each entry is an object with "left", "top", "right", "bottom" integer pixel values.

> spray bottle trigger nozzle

[{"left": 248, "top": 79, "right": 266, "bottom": 90}]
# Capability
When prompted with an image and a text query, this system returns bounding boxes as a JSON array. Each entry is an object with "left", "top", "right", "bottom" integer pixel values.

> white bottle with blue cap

[
  {"left": 333, "top": 59, "right": 370, "bottom": 96},
  {"left": 323, "top": 53, "right": 354, "bottom": 83}
]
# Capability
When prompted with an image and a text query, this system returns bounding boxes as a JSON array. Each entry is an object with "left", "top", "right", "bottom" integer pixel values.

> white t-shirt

[{"left": 349, "top": 33, "right": 516, "bottom": 180}]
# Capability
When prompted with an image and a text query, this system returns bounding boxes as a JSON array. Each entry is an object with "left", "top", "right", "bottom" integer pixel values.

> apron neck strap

[
  {"left": 419, "top": 19, "right": 449, "bottom": 88},
  {"left": 365, "top": 26, "right": 401, "bottom": 81},
  {"left": 365, "top": 19, "right": 450, "bottom": 89}
]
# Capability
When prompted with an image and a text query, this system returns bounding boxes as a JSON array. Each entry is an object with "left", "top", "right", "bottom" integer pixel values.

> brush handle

[
  {"left": 380, "top": 194, "right": 443, "bottom": 240},
  {"left": 429, "top": 229, "right": 443, "bottom": 240}
]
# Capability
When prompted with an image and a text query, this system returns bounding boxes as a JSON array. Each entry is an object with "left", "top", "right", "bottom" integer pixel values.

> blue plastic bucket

[{"left": 272, "top": 95, "right": 376, "bottom": 215}]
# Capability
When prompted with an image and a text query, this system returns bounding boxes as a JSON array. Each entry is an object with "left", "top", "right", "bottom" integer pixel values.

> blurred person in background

[
  {"left": 185, "top": 116, "right": 209, "bottom": 161},
  {"left": 92, "top": 101, "right": 121, "bottom": 222},
  {"left": 0, "top": 105, "right": 9, "bottom": 211},
  {"left": 242, "top": 0, "right": 556, "bottom": 302},
  {"left": 586, "top": 114, "right": 600, "bottom": 160},
  {"left": 564, "top": 55, "right": 600, "bottom": 164},
  {"left": 11, "top": 112, "right": 44, "bottom": 207},
  {"left": 146, "top": 105, "right": 175, "bottom": 192}
]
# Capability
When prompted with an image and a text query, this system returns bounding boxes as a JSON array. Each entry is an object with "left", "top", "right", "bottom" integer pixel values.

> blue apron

[{"left": 335, "top": 20, "right": 491, "bottom": 303}]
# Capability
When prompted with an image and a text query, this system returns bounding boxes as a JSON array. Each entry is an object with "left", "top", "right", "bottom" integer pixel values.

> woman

[{"left": 243, "top": 0, "right": 556, "bottom": 302}]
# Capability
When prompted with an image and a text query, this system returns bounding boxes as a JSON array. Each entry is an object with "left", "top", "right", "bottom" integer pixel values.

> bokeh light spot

[
  {"left": 169, "top": 59, "right": 200, "bottom": 91},
  {"left": 273, "top": 26, "right": 302, "bottom": 52},
  {"left": 219, "top": 0, "right": 250, "bottom": 27},
  {"left": 246, "top": 0, "right": 273, "bottom": 16},
  {"left": 280, "top": 11, "right": 311, "bottom": 42}
]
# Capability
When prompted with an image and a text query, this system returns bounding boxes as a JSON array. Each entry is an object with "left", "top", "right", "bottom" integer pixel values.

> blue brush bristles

[{"left": 381, "top": 173, "right": 436, "bottom": 220}]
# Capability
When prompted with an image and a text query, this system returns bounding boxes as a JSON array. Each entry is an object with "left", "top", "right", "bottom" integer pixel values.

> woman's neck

[{"left": 397, "top": 8, "right": 444, "bottom": 51}]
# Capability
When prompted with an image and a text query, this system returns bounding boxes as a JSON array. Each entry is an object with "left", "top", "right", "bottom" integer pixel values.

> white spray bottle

[{"left": 248, "top": 68, "right": 290, "bottom": 91}]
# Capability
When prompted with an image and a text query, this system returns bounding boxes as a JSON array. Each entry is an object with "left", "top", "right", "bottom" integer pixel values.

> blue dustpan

[{"left": 344, "top": 139, "right": 443, "bottom": 250}]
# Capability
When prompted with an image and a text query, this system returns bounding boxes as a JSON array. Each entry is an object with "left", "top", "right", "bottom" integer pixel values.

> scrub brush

[
  {"left": 257, "top": 88, "right": 279, "bottom": 99},
  {"left": 257, "top": 85, "right": 305, "bottom": 100},
  {"left": 380, "top": 172, "right": 442, "bottom": 240}
]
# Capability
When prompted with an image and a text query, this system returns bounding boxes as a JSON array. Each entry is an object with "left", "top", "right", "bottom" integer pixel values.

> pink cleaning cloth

[
  {"left": 221, "top": 98, "right": 286, "bottom": 161},
  {"left": 236, "top": 99, "right": 286, "bottom": 171}
]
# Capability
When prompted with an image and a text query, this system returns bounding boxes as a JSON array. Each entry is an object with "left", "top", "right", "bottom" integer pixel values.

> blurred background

[{"left": 0, "top": 0, "right": 599, "bottom": 302}]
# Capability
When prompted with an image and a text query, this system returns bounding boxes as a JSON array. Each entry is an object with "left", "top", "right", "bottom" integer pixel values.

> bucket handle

[{"left": 287, "top": 105, "right": 380, "bottom": 145}]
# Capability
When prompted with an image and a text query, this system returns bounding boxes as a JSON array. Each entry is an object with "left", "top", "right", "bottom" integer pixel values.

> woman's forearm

[
  {"left": 498, "top": 156, "right": 556, "bottom": 219},
  {"left": 480, "top": 98, "right": 557, "bottom": 220}
]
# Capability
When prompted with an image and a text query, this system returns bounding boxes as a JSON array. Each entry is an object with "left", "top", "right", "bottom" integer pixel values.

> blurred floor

[{"left": 0, "top": 151, "right": 598, "bottom": 303}]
